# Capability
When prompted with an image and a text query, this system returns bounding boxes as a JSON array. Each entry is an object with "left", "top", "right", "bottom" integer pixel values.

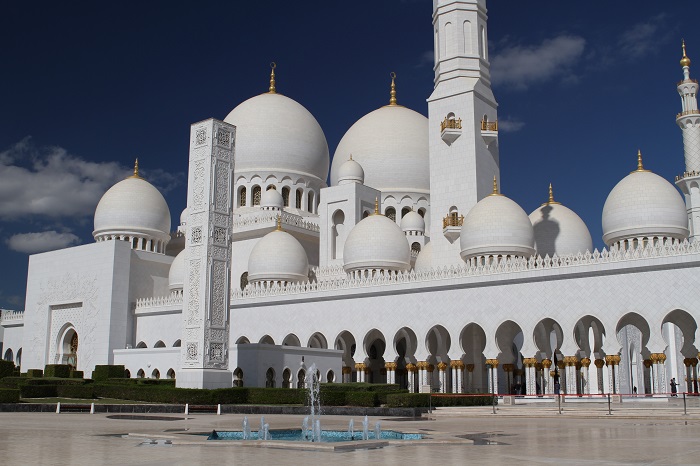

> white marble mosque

[{"left": 2, "top": 0, "right": 700, "bottom": 397}]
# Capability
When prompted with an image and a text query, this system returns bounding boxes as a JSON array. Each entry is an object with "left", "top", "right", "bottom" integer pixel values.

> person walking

[{"left": 670, "top": 378, "right": 678, "bottom": 397}]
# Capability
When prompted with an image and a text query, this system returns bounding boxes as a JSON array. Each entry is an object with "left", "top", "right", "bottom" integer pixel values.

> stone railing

[
  {"left": 481, "top": 119, "right": 498, "bottom": 131},
  {"left": 134, "top": 290, "right": 183, "bottom": 310},
  {"left": 676, "top": 170, "right": 700, "bottom": 182},
  {"left": 232, "top": 211, "right": 320, "bottom": 232},
  {"left": 232, "top": 239, "right": 700, "bottom": 300},
  {"left": 0, "top": 309, "right": 24, "bottom": 324}
]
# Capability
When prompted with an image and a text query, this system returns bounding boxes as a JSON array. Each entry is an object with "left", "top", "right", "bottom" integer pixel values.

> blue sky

[{"left": 0, "top": 1, "right": 697, "bottom": 309}]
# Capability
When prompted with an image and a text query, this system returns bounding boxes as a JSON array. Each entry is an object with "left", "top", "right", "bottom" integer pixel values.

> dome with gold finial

[
  {"left": 247, "top": 216, "right": 310, "bottom": 285},
  {"left": 337, "top": 155, "right": 365, "bottom": 185},
  {"left": 93, "top": 159, "right": 172, "bottom": 251},
  {"left": 330, "top": 73, "right": 429, "bottom": 195},
  {"left": 460, "top": 177, "right": 535, "bottom": 262},
  {"left": 224, "top": 63, "right": 330, "bottom": 184},
  {"left": 681, "top": 40, "right": 692, "bottom": 68},
  {"left": 529, "top": 184, "right": 593, "bottom": 257},
  {"left": 602, "top": 151, "right": 688, "bottom": 247},
  {"left": 343, "top": 198, "right": 411, "bottom": 273}
]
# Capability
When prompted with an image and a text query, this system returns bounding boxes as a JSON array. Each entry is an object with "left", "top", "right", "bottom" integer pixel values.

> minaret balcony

[
  {"left": 443, "top": 214, "right": 464, "bottom": 242},
  {"left": 676, "top": 109, "right": 700, "bottom": 119},
  {"left": 440, "top": 116, "right": 462, "bottom": 145},
  {"left": 481, "top": 119, "right": 498, "bottom": 143}
]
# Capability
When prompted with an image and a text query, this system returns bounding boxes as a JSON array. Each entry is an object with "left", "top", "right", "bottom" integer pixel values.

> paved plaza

[{"left": 1, "top": 401, "right": 699, "bottom": 465}]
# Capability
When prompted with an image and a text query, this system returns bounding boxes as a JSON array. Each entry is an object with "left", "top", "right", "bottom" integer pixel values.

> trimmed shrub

[
  {"left": 210, "top": 388, "right": 249, "bottom": 404},
  {"left": 20, "top": 384, "right": 57, "bottom": 398},
  {"left": 0, "top": 388, "right": 20, "bottom": 403},
  {"left": 92, "top": 365, "right": 126, "bottom": 382},
  {"left": 385, "top": 393, "right": 496, "bottom": 408},
  {"left": 320, "top": 390, "right": 347, "bottom": 406},
  {"left": 70, "top": 371, "right": 84, "bottom": 379},
  {"left": 386, "top": 393, "right": 430, "bottom": 408},
  {"left": 432, "top": 394, "right": 496, "bottom": 407},
  {"left": 56, "top": 384, "right": 95, "bottom": 399},
  {"left": 138, "top": 378, "right": 176, "bottom": 386},
  {"left": 0, "top": 377, "right": 26, "bottom": 389},
  {"left": 26, "top": 369, "right": 43, "bottom": 378},
  {"left": 247, "top": 388, "right": 305, "bottom": 405},
  {"left": 346, "top": 391, "right": 377, "bottom": 407},
  {"left": 44, "top": 365, "right": 71, "bottom": 378},
  {"left": 24, "top": 378, "right": 85, "bottom": 386},
  {"left": 0, "top": 360, "right": 15, "bottom": 379}
]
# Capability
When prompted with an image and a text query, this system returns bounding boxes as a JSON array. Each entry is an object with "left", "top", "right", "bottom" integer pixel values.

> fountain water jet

[{"left": 348, "top": 419, "right": 354, "bottom": 440}]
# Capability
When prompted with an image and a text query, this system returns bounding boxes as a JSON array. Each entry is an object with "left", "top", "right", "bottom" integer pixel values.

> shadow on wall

[{"left": 533, "top": 205, "right": 559, "bottom": 257}]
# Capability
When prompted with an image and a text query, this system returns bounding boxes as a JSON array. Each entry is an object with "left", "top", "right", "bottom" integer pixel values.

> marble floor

[{"left": 1, "top": 401, "right": 699, "bottom": 465}]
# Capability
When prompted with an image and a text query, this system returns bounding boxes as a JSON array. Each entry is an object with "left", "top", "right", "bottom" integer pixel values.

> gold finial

[
  {"left": 374, "top": 197, "right": 379, "bottom": 215},
  {"left": 129, "top": 158, "right": 141, "bottom": 179},
  {"left": 489, "top": 176, "right": 501, "bottom": 196},
  {"left": 681, "top": 40, "right": 691, "bottom": 68},
  {"left": 389, "top": 72, "right": 397, "bottom": 106},
  {"left": 634, "top": 149, "right": 650, "bottom": 173},
  {"left": 542, "top": 183, "right": 561, "bottom": 206},
  {"left": 349, "top": 154, "right": 353, "bottom": 161},
  {"left": 268, "top": 62, "right": 277, "bottom": 94},
  {"left": 276, "top": 215, "right": 282, "bottom": 231}
]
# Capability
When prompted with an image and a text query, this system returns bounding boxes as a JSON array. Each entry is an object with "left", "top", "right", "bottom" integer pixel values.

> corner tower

[
  {"left": 675, "top": 41, "right": 700, "bottom": 241},
  {"left": 427, "top": 0, "right": 499, "bottom": 266}
]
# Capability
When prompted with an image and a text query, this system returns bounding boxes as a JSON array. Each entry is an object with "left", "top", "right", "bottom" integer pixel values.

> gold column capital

[
  {"left": 426, "top": 364, "right": 435, "bottom": 373},
  {"left": 522, "top": 357, "right": 538, "bottom": 367},
  {"left": 465, "top": 363, "right": 475, "bottom": 372},
  {"left": 485, "top": 358, "right": 499, "bottom": 368},
  {"left": 342, "top": 366, "right": 352, "bottom": 374},
  {"left": 580, "top": 357, "right": 591, "bottom": 368},
  {"left": 450, "top": 360, "right": 465, "bottom": 369},
  {"left": 542, "top": 358, "right": 552, "bottom": 369},
  {"left": 594, "top": 358, "right": 605, "bottom": 369},
  {"left": 406, "top": 363, "right": 417, "bottom": 372},
  {"left": 354, "top": 362, "right": 366, "bottom": 371},
  {"left": 437, "top": 362, "right": 448, "bottom": 371},
  {"left": 385, "top": 362, "right": 397, "bottom": 371}
]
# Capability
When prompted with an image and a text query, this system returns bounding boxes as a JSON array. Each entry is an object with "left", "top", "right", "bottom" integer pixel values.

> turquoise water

[{"left": 208, "top": 429, "right": 422, "bottom": 442}]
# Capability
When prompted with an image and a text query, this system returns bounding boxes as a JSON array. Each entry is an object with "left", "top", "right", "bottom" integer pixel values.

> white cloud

[
  {"left": 0, "top": 137, "right": 183, "bottom": 221},
  {"left": 618, "top": 14, "right": 668, "bottom": 59},
  {"left": 498, "top": 118, "right": 525, "bottom": 133},
  {"left": 416, "top": 50, "right": 434, "bottom": 68},
  {"left": 491, "top": 35, "right": 586, "bottom": 90},
  {"left": 6, "top": 231, "right": 81, "bottom": 254}
]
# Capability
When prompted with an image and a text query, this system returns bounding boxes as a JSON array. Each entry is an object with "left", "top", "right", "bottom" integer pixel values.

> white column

[
  {"left": 438, "top": 363, "right": 447, "bottom": 393},
  {"left": 524, "top": 359, "right": 537, "bottom": 395},
  {"left": 581, "top": 359, "right": 591, "bottom": 395},
  {"left": 407, "top": 364, "right": 416, "bottom": 393},
  {"left": 355, "top": 363, "right": 365, "bottom": 383},
  {"left": 486, "top": 359, "right": 499, "bottom": 395},
  {"left": 564, "top": 357, "right": 578, "bottom": 395}
]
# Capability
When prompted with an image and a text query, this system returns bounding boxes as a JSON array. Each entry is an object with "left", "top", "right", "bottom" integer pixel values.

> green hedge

[
  {"left": 0, "top": 360, "right": 14, "bottom": 379},
  {"left": 432, "top": 394, "right": 496, "bottom": 407},
  {"left": 0, "top": 377, "right": 25, "bottom": 389},
  {"left": 385, "top": 393, "right": 497, "bottom": 408},
  {"left": 44, "top": 365, "right": 71, "bottom": 378},
  {"left": 26, "top": 369, "right": 43, "bottom": 378},
  {"left": 70, "top": 371, "right": 84, "bottom": 379},
  {"left": 92, "top": 365, "right": 126, "bottom": 382},
  {"left": 56, "top": 384, "right": 95, "bottom": 399},
  {"left": 320, "top": 383, "right": 406, "bottom": 405},
  {"left": 320, "top": 390, "right": 346, "bottom": 406},
  {"left": 346, "top": 391, "right": 378, "bottom": 407},
  {"left": 0, "top": 388, "right": 20, "bottom": 403},
  {"left": 137, "top": 378, "right": 176, "bottom": 386},
  {"left": 20, "top": 384, "right": 57, "bottom": 398},
  {"left": 247, "top": 388, "right": 305, "bottom": 405},
  {"left": 24, "top": 378, "right": 86, "bottom": 386}
]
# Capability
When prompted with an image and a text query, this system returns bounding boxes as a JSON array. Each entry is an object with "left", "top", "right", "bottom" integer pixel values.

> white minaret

[
  {"left": 427, "top": 0, "right": 499, "bottom": 266},
  {"left": 675, "top": 41, "right": 700, "bottom": 241}
]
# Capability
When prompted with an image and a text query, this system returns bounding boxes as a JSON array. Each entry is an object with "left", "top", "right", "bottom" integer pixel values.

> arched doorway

[
  {"left": 58, "top": 327, "right": 78, "bottom": 370},
  {"left": 266, "top": 368, "right": 276, "bottom": 388}
]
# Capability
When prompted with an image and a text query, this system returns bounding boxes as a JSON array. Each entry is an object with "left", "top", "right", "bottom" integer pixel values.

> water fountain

[
  {"left": 374, "top": 421, "right": 381, "bottom": 440},
  {"left": 305, "top": 363, "right": 321, "bottom": 441},
  {"left": 348, "top": 418, "right": 354, "bottom": 440},
  {"left": 242, "top": 416, "right": 250, "bottom": 440},
  {"left": 362, "top": 415, "right": 369, "bottom": 440},
  {"left": 302, "top": 416, "right": 309, "bottom": 440}
]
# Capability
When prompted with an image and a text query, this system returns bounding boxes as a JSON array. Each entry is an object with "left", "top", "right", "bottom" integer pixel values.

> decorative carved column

[
  {"left": 563, "top": 356, "right": 579, "bottom": 395},
  {"left": 502, "top": 364, "right": 514, "bottom": 394},
  {"left": 406, "top": 363, "right": 417, "bottom": 393},
  {"left": 485, "top": 359, "right": 499, "bottom": 395},
  {"left": 342, "top": 366, "right": 352, "bottom": 384},
  {"left": 523, "top": 358, "right": 537, "bottom": 395},
  {"left": 179, "top": 119, "right": 235, "bottom": 389},
  {"left": 542, "top": 359, "right": 552, "bottom": 394},
  {"left": 437, "top": 362, "right": 448, "bottom": 393},
  {"left": 385, "top": 362, "right": 397, "bottom": 385},
  {"left": 594, "top": 359, "right": 605, "bottom": 394},
  {"left": 580, "top": 358, "right": 591, "bottom": 395},
  {"left": 650, "top": 353, "right": 666, "bottom": 395},
  {"left": 450, "top": 360, "right": 464, "bottom": 393},
  {"left": 355, "top": 363, "right": 366, "bottom": 383},
  {"left": 416, "top": 361, "right": 428, "bottom": 389}
]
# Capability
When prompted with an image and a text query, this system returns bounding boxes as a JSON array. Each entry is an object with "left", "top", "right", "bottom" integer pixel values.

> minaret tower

[
  {"left": 427, "top": 0, "right": 499, "bottom": 266},
  {"left": 675, "top": 41, "right": 700, "bottom": 240}
]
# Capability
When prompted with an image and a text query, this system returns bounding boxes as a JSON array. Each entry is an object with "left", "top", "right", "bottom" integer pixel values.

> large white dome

[
  {"left": 93, "top": 176, "right": 171, "bottom": 243},
  {"left": 529, "top": 197, "right": 593, "bottom": 257},
  {"left": 460, "top": 193, "right": 535, "bottom": 261},
  {"left": 330, "top": 105, "right": 429, "bottom": 193},
  {"left": 168, "top": 250, "right": 185, "bottom": 291},
  {"left": 602, "top": 167, "right": 688, "bottom": 246},
  {"left": 344, "top": 213, "right": 411, "bottom": 273},
  {"left": 248, "top": 229, "right": 309, "bottom": 284},
  {"left": 414, "top": 241, "right": 433, "bottom": 272},
  {"left": 224, "top": 92, "right": 329, "bottom": 183}
]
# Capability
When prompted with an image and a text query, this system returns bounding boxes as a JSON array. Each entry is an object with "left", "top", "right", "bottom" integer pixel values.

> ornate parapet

[
  {"left": 232, "top": 210, "right": 320, "bottom": 234},
  {"left": 134, "top": 291, "right": 183, "bottom": 311}
]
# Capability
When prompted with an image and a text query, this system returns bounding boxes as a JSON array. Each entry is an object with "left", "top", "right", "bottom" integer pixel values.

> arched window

[
  {"left": 282, "top": 368, "right": 291, "bottom": 388},
  {"left": 265, "top": 368, "right": 276, "bottom": 388},
  {"left": 125, "top": 369, "right": 131, "bottom": 378},
  {"left": 252, "top": 185, "right": 262, "bottom": 206},
  {"left": 173, "top": 340, "right": 181, "bottom": 347},
  {"left": 327, "top": 370, "right": 335, "bottom": 383},
  {"left": 296, "top": 189, "right": 303, "bottom": 209},
  {"left": 411, "top": 242, "right": 421, "bottom": 254},
  {"left": 167, "top": 368, "right": 176, "bottom": 379},
  {"left": 233, "top": 368, "right": 244, "bottom": 387},
  {"left": 363, "top": 211, "right": 370, "bottom": 219},
  {"left": 401, "top": 207, "right": 411, "bottom": 218},
  {"left": 136, "top": 341, "right": 147, "bottom": 349},
  {"left": 417, "top": 208, "right": 426, "bottom": 218},
  {"left": 3, "top": 349, "right": 13, "bottom": 362},
  {"left": 385, "top": 207, "right": 396, "bottom": 222},
  {"left": 137, "top": 369, "right": 145, "bottom": 378},
  {"left": 151, "top": 369, "right": 160, "bottom": 379},
  {"left": 240, "top": 272, "right": 249, "bottom": 290},
  {"left": 266, "top": 184, "right": 275, "bottom": 191},
  {"left": 307, "top": 191, "right": 315, "bottom": 212},
  {"left": 154, "top": 340, "right": 165, "bottom": 348},
  {"left": 16, "top": 348, "right": 22, "bottom": 368},
  {"left": 297, "top": 369, "right": 306, "bottom": 388},
  {"left": 282, "top": 187, "right": 290, "bottom": 206},
  {"left": 239, "top": 186, "right": 247, "bottom": 207}
]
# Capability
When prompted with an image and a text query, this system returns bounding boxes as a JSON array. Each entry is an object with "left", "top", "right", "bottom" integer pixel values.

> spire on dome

[
  {"left": 681, "top": 40, "right": 692, "bottom": 68},
  {"left": 389, "top": 72, "right": 397, "bottom": 106},
  {"left": 542, "top": 183, "right": 561, "bottom": 206},
  {"left": 129, "top": 158, "right": 141, "bottom": 179},
  {"left": 489, "top": 176, "right": 501, "bottom": 196},
  {"left": 373, "top": 197, "right": 380, "bottom": 215},
  {"left": 276, "top": 214, "right": 283, "bottom": 231},
  {"left": 268, "top": 62, "right": 277, "bottom": 94},
  {"left": 634, "top": 149, "right": 650, "bottom": 173}
]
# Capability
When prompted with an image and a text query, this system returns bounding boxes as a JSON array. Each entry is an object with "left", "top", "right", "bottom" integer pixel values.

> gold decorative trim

[
  {"left": 594, "top": 359, "right": 605, "bottom": 369},
  {"left": 389, "top": 72, "right": 397, "bottom": 106},
  {"left": 128, "top": 158, "right": 142, "bottom": 179},
  {"left": 268, "top": 62, "right": 277, "bottom": 94},
  {"left": 385, "top": 362, "right": 397, "bottom": 371}
]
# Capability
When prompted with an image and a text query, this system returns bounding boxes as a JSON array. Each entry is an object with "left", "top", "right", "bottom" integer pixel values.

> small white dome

[
  {"left": 337, "top": 157, "right": 365, "bottom": 185},
  {"left": 602, "top": 169, "right": 688, "bottom": 246},
  {"left": 460, "top": 194, "right": 535, "bottom": 261},
  {"left": 168, "top": 250, "right": 185, "bottom": 291},
  {"left": 529, "top": 202, "right": 593, "bottom": 257},
  {"left": 401, "top": 210, "right": 425, "bottom": 234},
  {"left": 414, "top": 241, "right": 433, "bottom": 271},
  {"left": 224, "top": 93, "right": 329, "bottom": 184},
  {"left": 180, "top": 207, "right": 189, "bottom": 227},
  {"left": 344, "top": 213, "right": 411, "bottom": 272},
  {"left": 260, "top": 188, "right": 284, "bottom": 209},
  {"left": 331, "top": 105, "right": 429, "bottom": 194},
  {"left": 248, "top": 229, "right": 309, "bottom": 284},
  {"left": 94, "top": 176, "right": 171, "bottom": 243}
]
